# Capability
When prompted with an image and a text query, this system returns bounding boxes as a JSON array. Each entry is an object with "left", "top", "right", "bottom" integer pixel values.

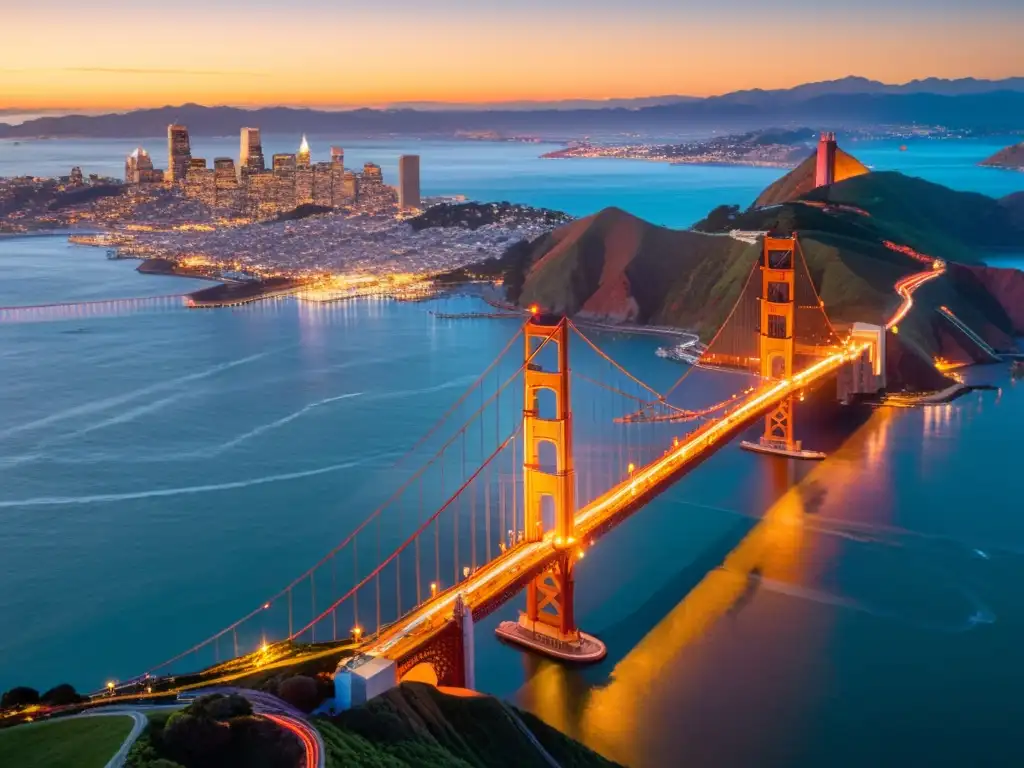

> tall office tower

[
  {"left": 213, "top": 158, "right": 239, "bottom": 208},
  {"left": 815, "top": 131, "right": 837, "bottom": 188},
  {"left": 295, "top": 167, "right": 314, "bottom": 205},
  {"left": 342, "top": 170, "right": 359, "bottom": 201},
  {"left": 68, "top": 167, "right": 84, "bottom": 186},
  {"left": 167, "top": 124, "right": 192, "bottom": 183},
  {"left": 125, "top": 148, "right": 150, "bottom": 183},
  {"left": 311, "top": 162, "right": 335, "bottom": 207},
  {"left": 330, "top": 146, "right": 344, "bottom": 172},
  {"left": 125, "top": 147, "right": 162, "bottom": 184},
  {"left": 188, "top": 158, "right": 208, "bottom": 171},
  {"left": 398, "top": 154, "right": 421, "bottom": 210},
  {"left": 296, "top": 135, "right": 311, "bottom": 169},
  {"left": 214, "top": 157, "right": 237, "bottom": 185},
  {"left": 239, "top": 127, "right": 265, "bottom": 177}
]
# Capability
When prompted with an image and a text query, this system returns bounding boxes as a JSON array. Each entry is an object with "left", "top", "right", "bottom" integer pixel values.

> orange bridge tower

[
  {"left": 494, "top": 313, "right": 606, "bottom": 663},
  {"left": 741, "top": 235, "right": 825, "bottom": 460}
]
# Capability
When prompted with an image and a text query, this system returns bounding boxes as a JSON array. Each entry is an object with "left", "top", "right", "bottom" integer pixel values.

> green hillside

[
  {"left": 317, "top": 683, "right": 620, "bottom": 768},
  {"left": 464, "top": 170, "right": 1024, "bottom": 390}
]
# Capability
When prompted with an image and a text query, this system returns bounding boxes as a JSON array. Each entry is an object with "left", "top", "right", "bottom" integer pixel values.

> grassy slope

[
  {"left": 493, "top": 170, "right": 1024, "bottom": 385},
  {"left": 754, "top": 147, "right": 869, "bottom": 208},
  {"left": 0, "top": 715, "right": 133, "bottom": 768},
  {"left": 317, "top": 682, "right": 620, "bottom": 768}
]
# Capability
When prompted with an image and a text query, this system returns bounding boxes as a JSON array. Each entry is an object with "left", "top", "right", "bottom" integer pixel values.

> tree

[
  {"left": 277, "top": 675, "right": 320, "bottom": 713},
  {"left": 1, "top": 686, "right": 40, "bottom": 710},
  {"left": 41, "top": 683, "right": 84, "bottom": 706},
  {"left": 162, "top": 711, "right": 232, "bottom": 767},
  {"left": 196, "top": 693, "right": 252, "bottom": 721}
]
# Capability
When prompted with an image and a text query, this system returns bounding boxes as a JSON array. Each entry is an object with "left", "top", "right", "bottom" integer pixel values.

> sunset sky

[{"left": 3, "top": 0, "right": 1023, "bottom": 111}]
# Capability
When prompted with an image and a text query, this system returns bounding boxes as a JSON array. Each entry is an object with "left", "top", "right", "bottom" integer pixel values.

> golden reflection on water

[{"left": 519, "top": 408, "right": 902, "bottom": 766}]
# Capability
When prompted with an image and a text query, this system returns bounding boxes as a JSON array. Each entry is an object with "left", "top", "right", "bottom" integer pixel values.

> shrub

[
  {"left": 162, "top": 711, "right": 232, "bottom": 767},
  {"left": 193, "top": 693, "right": 252, "bottom": 721},
  {"left": 277, "top": 675, "right": 320, "bottom": 713},
  {"left": 1, "top": 686, "right": 39, "bottom": 710},
  {"left": 41, "top": 683, "right": 85, "bottom": 706}
]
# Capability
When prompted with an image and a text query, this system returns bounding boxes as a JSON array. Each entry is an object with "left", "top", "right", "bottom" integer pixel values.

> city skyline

[{"left": 3, "top": 1, "right": 1024, "bottom": 111}]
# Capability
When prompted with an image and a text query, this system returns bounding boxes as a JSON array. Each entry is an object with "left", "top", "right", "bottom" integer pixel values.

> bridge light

[
  {"left": 352, "top": 626, "right": 363, "bottom": 640},
  {"left": 577, "top": 549, "right": 585, "bottom": 560},
  {"left": 263, "top": 602, "right": 270, "bottom": 610},
  {"left": 627, "top": 462, "right": 635, "bottom": 475},
  {"left": 430, "top": 582, "right": 438, "bottom": 597},
  {"left": 891, "top": 325, "right": 899, "bottom": 334},
  {"left": 529, "top": 304, "right": 539, "bottom": 315},
  {"left": 463, "top": 566, "right": 470, "bottom": 579},
  {"left": 106, "top": 681, "right": 115, "bottom": 693}
]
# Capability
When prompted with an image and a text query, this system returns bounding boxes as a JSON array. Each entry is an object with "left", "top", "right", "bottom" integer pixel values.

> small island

[{"left": 981, "top": 140, "right": 1024, "bottom": 171}]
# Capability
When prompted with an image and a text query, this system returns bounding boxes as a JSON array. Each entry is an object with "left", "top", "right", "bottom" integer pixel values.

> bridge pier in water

[{"left": 495, "top": 313, "right": 607, "bottom": 663}]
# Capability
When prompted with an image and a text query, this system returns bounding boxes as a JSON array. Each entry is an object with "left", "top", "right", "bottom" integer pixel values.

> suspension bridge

[{"left": 99, "top": 234, "right": 903, "bottom": 701}]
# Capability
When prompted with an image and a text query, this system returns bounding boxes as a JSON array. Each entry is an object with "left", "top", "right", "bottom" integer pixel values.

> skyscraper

[
  {"left": 239, "top": 128, "right": 265, "bottom": 177},
  {"left": 167, "top": 124, "right": 192, "bottom": 184},
  {"left": 125, "top": 147, "right": 162, "bottom": 184},
  {"left": 398, "top": 155, "right": 421, "bottom": 210},
  {"left": 330, "top": 146, "right": 344, "bottom": 172},
  {"left": 214, "top": 157, "right": 237, "bottom": 185},
  {"left": 296, "top": 135, "right": 311, "bottom": 169}
]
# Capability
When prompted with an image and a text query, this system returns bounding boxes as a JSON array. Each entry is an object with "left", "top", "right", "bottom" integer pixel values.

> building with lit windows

[
  {"left": 167, "top": 124, "right": 192, "bottom": 184},
  {"left": 296, "top": 135, "right": 311, "bottom": 169},
  {"left": 239, "top": 127, "right": 265, "bottom": 178},
  {"left": 273, "top": 153, "right": 297, "bottom": 172},
  {"left": 125, "top": 148, "right": 164, "bottom": 184},
  {"left": 398, "top": 155, "right": 421, "bottom": 210}
]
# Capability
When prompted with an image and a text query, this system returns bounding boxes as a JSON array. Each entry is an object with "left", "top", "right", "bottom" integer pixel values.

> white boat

[
  {"left": 740, "top": 439, "right": 825, "bottom": 460},
  {"left": 655, "top": 339, "right": 705, "bottom": 365}
]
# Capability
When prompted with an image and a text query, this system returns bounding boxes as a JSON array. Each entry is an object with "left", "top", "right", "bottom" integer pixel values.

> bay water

[{"left": 1, "top": 137, "right": 1023, "bottom": 766}]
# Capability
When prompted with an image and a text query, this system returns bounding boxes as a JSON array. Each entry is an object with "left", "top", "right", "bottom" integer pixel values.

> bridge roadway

[{"left": 366, "top": 340, "right": 870, "bottom": 667}]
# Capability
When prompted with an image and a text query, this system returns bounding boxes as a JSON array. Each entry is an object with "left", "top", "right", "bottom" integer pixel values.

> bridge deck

[{"left": 365, "top": 343, "right": 867, "bottom": 667}]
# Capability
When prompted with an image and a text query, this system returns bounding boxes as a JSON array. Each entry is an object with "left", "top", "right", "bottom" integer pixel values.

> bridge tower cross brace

[
  {"left": 521, "top": 315, "right": 579, "bottom": 640},
  {"left": 759, "top": 236, "right": 800, "bottom": 452}
]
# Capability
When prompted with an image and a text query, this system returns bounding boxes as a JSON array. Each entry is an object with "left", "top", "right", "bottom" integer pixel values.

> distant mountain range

[{"left": 3, "top": 76, "right": 1024, "bottom": 138}]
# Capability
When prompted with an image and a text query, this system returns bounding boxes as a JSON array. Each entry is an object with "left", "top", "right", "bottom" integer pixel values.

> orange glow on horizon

[{"left": 3, "top": 6, "right": 1023, "bottom": 112}]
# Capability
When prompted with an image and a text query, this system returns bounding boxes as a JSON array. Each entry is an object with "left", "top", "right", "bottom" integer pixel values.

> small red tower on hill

[{"left": 815, "top": 131, "right": 837, "bottom": 188}]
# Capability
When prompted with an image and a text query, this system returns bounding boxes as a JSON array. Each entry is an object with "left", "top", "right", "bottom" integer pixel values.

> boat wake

[
  {"left": 0, "top": 456, "right": 384, "bottom": 508},
  {"left": 0, "top": 351, "right": 274, "bottom": 440}
]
